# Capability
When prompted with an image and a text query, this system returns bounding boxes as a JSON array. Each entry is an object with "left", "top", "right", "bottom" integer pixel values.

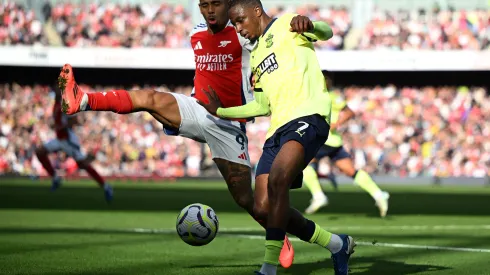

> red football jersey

[
  {"left": 53, "top": 101, "right": 69, "bottom": 140},
  {"left": 190, "top": 22, "right": 254, "bottom": 121}
]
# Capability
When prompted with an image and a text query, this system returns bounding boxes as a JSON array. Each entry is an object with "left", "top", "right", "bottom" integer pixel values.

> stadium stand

[
  {"left": 1, "top": 83, "right": 488, "bottom": 178},
  {"left": 0, "top": 1, "right": 488, "bottom": 181},
  {"left": 3, "top": 1, "right": 490, "bottom": 50}
]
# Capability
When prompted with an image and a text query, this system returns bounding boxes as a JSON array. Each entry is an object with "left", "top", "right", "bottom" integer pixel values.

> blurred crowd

[
  {"left": 1, "top": 83, "right": 488, "bottom": 179},
  {"left": 358, "top": 8, "right": 490, "bottom": 50},
  {"left": 3, "top": 1, "right": 490, "bottom": 50},
  {"left": 48, "top": 3, "right": 193, "bottom": 48},
  {"left": 0, "top": 2, "right": 47, "bottom": 45}
]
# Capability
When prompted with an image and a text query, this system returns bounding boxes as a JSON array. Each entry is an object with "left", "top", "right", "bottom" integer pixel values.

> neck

[
  {"left": 259, "top": 13, "right": 273, "bottom": 35},
  {"left": 208, "top": 23, "right": 227, "bottom": 34}
]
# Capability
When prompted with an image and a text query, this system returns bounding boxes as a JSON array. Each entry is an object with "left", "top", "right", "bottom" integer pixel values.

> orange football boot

[
  {"left": 57, "top": 64, "right": 85, "bottom": 115},
  {"left": 279, "top": 235, "right": 294, "bottom": 268}
]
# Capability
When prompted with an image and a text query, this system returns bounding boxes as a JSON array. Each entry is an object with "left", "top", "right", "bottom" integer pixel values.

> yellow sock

[
  {"left": 264, "top": 240, "right": 282, "bottom": 265},
  {"left": 303, "top": 165, "right": 324, "bottom": 199},
  {"left": 354, "top": 169, "right": 382, "bottom": 199},
  {"left": 309, "top": 223, "right": 332, "bottom": 247}
]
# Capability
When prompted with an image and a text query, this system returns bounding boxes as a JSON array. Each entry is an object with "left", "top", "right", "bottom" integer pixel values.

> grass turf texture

[{"left": 1, "top": 179, "right": 489, "bottom": 275}]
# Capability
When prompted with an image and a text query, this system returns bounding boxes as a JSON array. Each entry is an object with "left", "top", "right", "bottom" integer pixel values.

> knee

[
  {"left": 253, "top": 202, "right": 269, "bottom": 221},
  {"left": 76, "top": 159, "right": 89, "bottom": 169},
  {"left": 268, "top": 169, "right": 290, "bottom": 193},
  {"left": 340, "top": 165, "right": 356, "bottom": 178},
  {"left": 35, "top": 146, "right": 46, "bottom": 155},
  {"left": 233, "top": 192, "right": 254, "bottom": 211}
]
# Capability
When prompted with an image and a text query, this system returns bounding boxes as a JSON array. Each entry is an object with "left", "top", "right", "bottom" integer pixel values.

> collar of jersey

[{"left": 261, "top": 18, "right": 277, "bottom": 37}]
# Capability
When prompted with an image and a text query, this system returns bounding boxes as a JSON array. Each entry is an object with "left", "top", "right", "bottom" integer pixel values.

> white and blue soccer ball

[{"left": 176, "top": 203, "right": 219, "bottom": 246}]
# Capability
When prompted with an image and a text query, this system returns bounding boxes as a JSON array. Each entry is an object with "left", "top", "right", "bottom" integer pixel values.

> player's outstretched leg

[
  {"left": 35, "top": 145, "right": 61, "bottom": 190},
  {"left": 257, "top": 141, "right": 355, "bottom": 275},
  {"left": 76, "top": 159, "right": 113, "bottom": 202},
  {"left": 214, "top": 159, "right": 294, "bottom": 269},
  {"left": 303, "top": 163, "right": 328, "bottom": 214},
  {"left": 335, "top": 158, "right": 390, "bottom": 217},
  {"left": 58, "top": 64, "right": 181, "bottom": 131}
]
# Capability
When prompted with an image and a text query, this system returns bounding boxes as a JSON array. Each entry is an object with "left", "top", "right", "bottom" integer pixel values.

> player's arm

[
  {"left": 217, "top": 91, "right": 270, "bottom": 119},
  {"left": 290, "top": 15, "right": 333, "bottom": 41},
  {"left": 198, "top": 85, "right": 270, "bottom": 118},
  {"left": 331, "top": 105, "right": 355, "bottom": 131}
]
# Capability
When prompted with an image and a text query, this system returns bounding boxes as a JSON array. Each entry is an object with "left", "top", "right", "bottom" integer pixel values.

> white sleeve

[
  {"left": 238, "top": 34, "right": 256, "bottom": 52},
  {"left": 190, "top": 22, "right": 207, "bottom": 37}
]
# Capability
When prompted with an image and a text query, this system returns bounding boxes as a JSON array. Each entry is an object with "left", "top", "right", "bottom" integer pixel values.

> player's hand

[
  {"left": 330, "top": 122, "right": 339, "bottom": 131},
  {"left": 289, "top": 15, "right": 314, "bottom": 34},
  {"left": 250, "top": 75, "right": 256, "bottom": 92},
  {"left": 198, "top": 85, "right": 222, "bottom": 115}
]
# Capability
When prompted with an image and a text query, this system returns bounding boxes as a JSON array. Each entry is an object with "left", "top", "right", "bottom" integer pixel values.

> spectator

[{"left": 1, "top": 83, "right": 488, "bottom": 178}]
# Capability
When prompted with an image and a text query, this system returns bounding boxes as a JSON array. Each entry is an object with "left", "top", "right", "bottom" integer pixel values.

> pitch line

[
  {"left": 130, "top": 224, "right": 490, "bottom": 233},
  {"left": 118, "top": 227, "right": 490, "bottom": 253},
  {"left": 230, "top": 234, "right": 490, "bottom": 253}
]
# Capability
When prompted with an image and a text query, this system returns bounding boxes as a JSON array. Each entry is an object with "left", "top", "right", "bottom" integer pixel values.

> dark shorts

[
  {"left": 255, "top": 114, "right": 330, "bottom": 189},
  {"left": 315, "top": 145, "right": 351, "bottom": 162}
]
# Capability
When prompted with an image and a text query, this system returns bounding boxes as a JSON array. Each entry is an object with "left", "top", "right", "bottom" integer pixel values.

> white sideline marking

[
  {"left": 129, "top": 224, "right": 490, "bottom": 233},
  {"left": 229, "top": 234, "right": 490, "bottom": 253},
  {"left": 111, "top": 227, "right": 490, "bottom": 253}
]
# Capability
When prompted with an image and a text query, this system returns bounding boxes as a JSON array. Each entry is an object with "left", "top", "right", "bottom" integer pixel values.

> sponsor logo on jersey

[
  {"left": 253, "top": 53, "right": 278, "bottom": 81},
  {"left": 195, "top": 53, "right": 234, "bottom": 71}
]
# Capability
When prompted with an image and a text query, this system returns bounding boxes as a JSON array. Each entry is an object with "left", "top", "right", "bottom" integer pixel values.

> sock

[
  {"left": 353, "top": 169, "right": 383, "bottom": 200},
  {"left": 84, "top": 164, "right": 105, "bottom": 187},
  {"left": 327, "top": 172, "right": 338, "bottom": 189},
  {"left": 303, "top": 165, "right": 326, "bottom": 200},
  {"left": 309, "top": 222, "right": 343, "bottom": 253},
  {"left": 83, "top": 90, "right": 133, "bottom": 113},
  {"left": 36, "top": 152, "right": 55, "bottom": 177},
  {"left": 326, "top": 234, "right": 343, "bottom": 254},
  {"left": 264, "top": 228, "right": 285, "bottom": 266},
  {"left": 259, "top": 263, "right": 277, "bottom": 275}
]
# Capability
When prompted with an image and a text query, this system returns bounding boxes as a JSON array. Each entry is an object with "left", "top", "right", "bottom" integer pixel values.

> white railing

[{"left": 1, "top": 46, "right": 489, "bottom": 71}]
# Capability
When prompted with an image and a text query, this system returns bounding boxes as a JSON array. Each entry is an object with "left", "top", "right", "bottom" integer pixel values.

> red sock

[
  {"left": 87, "top": 90, "right": 134, "bottom": 114},
  {"left": 84, "top": 164, "right": 105, "bottom": 187},
  {"left": 36, "top": 152, "right": 55, "bottom": 176}
]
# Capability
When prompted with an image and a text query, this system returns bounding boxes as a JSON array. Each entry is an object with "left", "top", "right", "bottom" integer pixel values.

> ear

[{"left": 254, "top": 5, "right": 262, "bottom": 17}]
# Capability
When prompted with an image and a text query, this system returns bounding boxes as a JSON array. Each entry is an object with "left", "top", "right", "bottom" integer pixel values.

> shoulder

[
  {"left": 276, "top": 13, "right": 298, "bottom": 27},
  {"left": 189, "top": 22, "right": 208, "bottom": 37}
]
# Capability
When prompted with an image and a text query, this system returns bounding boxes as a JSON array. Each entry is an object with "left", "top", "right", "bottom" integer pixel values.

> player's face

[
  {"left": 199, "top": 0, "right": 228, "bottom": 28},
  {"left": 229, "top": 4, "right": 261, "bottom": 41}
]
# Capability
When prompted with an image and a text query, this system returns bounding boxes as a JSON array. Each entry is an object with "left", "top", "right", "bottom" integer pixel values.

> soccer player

[
  {"left": 57, "top": 0, "right": 294, "bottom": 268},
  {"left": 303, "top": 87, "right": 390, "bottom": 216},
  {"left": 35, "top": 87, "right": 113, "bottom": 202},
  {"left": 199, "top": 1, "right": 355, "bottom": 274}
]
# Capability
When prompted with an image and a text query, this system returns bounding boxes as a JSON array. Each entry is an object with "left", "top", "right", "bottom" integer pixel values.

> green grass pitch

[{"left": 1, "top": 178, "right": 490, "bottom": 275}]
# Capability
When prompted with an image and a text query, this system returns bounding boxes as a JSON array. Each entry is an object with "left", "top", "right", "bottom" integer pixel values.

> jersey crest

[{"left": 265, "top": 33, "right": 274, "bottom": 48}]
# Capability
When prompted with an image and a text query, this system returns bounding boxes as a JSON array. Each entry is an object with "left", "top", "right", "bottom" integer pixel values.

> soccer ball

[{"left": 176, "top": 203, "right": 219, "bottom": 246}]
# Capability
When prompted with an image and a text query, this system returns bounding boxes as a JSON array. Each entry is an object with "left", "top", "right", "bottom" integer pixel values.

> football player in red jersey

[
  {"left": 57, "top": 0, "right": 294, "bottom": 267},
  {"left": 35, "top": 87, "right": 113, "bottom": 202}
]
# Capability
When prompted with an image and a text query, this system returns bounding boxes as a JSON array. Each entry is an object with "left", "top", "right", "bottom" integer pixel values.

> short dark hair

[{"left": 229, "top": 0, "right": 263, "bottom": 9}]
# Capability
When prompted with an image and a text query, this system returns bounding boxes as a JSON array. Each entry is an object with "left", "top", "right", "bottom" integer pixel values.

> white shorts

[
  {"left": 44, "top": 132, "right": 85, "bottom": 161},
  {"left": 164, "top": 93, "right": 251, "bottom": 167}
]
